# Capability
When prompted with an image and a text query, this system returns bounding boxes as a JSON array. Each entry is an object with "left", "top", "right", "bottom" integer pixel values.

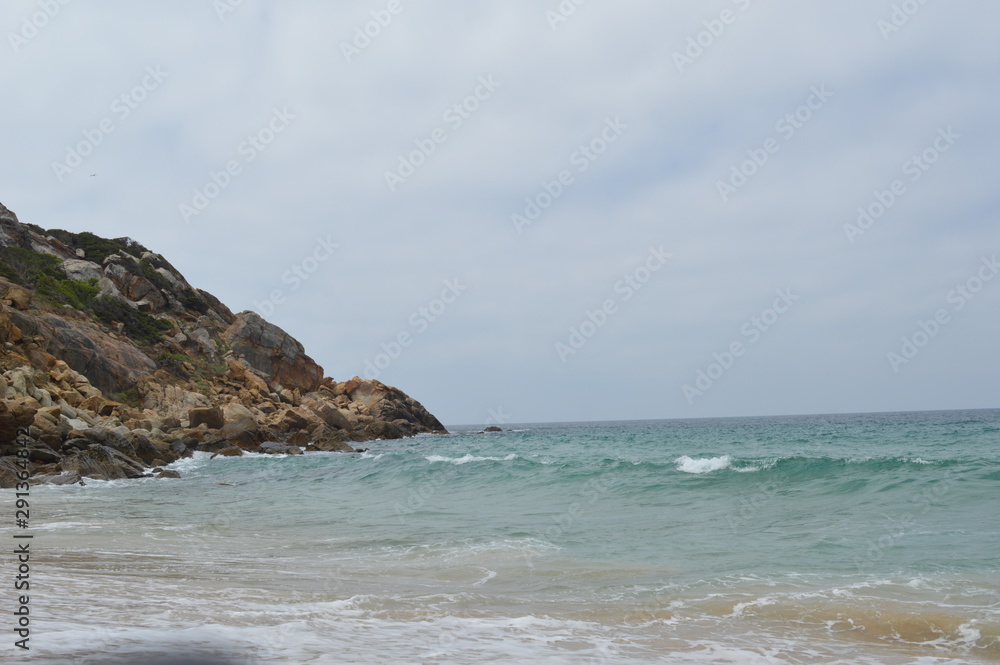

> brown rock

[
  {"left": 0, "top": 304, "right": 23, "bottom": 343},
  {"left": 4, "top": 285, "right": 32, "bottom": 310},
  {"left": 6, "top": 309, "right": 157, "bottom": 394},
  {"left": 188, "top": 407, "right": 224, "bottom": 430},
  {"left": 275, "top": 407, "right": 319, "bottom": 433},
  {"left": 312, "top": 436, "right": 354, "bottom": 453},
  {"left": 219, "top": 416, "right": 263, "bottom": 447},
  {"left": 221, "top": 312, "right": 323, "bottom": 393},
  {"left": 305, "top": 399, "right": 359, "bottom": 432}
]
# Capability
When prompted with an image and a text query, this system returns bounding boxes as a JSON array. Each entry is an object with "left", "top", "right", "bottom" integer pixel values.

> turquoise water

[{"left": 24, "top": 410, "right": 1000, "bottom": 663}]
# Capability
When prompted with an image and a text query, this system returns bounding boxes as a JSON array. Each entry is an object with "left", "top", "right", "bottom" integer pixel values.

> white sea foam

[
  {"left": 426, "top": 453, "right": 518, "bottom": 465},
  {"left": 675, "top": 455, "right": 733, "bottom": 474}
]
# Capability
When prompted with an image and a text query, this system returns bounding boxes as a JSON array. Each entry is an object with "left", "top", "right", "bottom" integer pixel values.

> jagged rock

[
  {"left": 35, "top": 472, "right": 82, "bottom": 486},
  {"left": 28, "top": 444, "right": 61, "bottom": 464},
  {"left": 219, "top": 416, "right": 263, "bottom": 448},
  {"left": 128, "top": 433, "right": 161, "bottom": 466},
  {"left": 138, "top": 373, "right": 210, "bottom": 420},
  {"left": 7, "top": 311, "right": 156, "bottom": 394},
  {"left": 312, "top": 436, "right": 354, "bottom": 453},
  {"left": 189, "top": 406, "right": 224, "bottom": 430},
  {"left": 122, "top": 275, "right": 167, "bottom": 313},
  {"left": 260, "top": 441, "right": 303, "bottom": 455},
  {"left": 304, "top": 399, "right": 359, "bottom": 432},
  {"left": 364, "top": 420, "right": 407, "bottom": 440},
  {"left": 187, "top": 328, "right": 217, "bottom": 359},
  {"left": 222, "top": 312, "right": 323, "bottom": 393},
  {"left": 61, "top": 444, "right": 146, "bottom": 480},
  {"left": 0, "top": 304, "right": 23, "bottom": 343},
  {"left": 4, "top": 285, "right": 32, "bottom": 310},
  {"left": 156, "top": 469, "right": 181, "bottom": 479},
  {"left": 274, "top": 407, "right": 320, "bottom": 433}
]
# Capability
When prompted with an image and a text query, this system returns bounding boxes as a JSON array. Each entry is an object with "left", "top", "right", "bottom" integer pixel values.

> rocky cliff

[{"left": 0, "top": 202, "right": 446, "bottom": 486}]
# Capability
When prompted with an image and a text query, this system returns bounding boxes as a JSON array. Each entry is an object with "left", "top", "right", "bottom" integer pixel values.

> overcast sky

[{"left": 2, "top": 1, "right": 998, "bottom": 426}]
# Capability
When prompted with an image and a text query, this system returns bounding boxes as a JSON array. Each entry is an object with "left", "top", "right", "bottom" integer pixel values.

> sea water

[{"left": 16, "top": 409, "right": 1000, "bottom": 663}]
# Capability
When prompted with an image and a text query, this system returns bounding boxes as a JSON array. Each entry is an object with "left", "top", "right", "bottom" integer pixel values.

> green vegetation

[
  {"left": 45, "top": 229, "right": 143, "bottom": 264},
  {"left": 109, "top": 387, "right": 143, "bottom": 409},
  {"left": 89, "top": 296, "right": 173, "bottom": 345},
  {"left": 36, "top": 276, "right": 100, "bottom": 310},
  {"left": 156, "top": 352, "right": 192, "bottom": 371},
  {"left": 179, "top": 288, "right": 209, "bottom": 314},
  {"left": 0, "top": 246, "right": 64, "bottom": 287}
]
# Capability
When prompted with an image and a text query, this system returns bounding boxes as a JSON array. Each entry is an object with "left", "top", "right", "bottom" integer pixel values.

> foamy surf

[
  {"left": 426, "top": 453, "right": 519, "bottom": 464},
  {"left": 674, "top": 455, "right": 733, "bottom": 473}
]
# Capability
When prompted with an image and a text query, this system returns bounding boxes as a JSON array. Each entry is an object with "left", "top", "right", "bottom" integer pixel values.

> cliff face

[{"left": 0, "top": 202, "right": 446, "bottom": 486}]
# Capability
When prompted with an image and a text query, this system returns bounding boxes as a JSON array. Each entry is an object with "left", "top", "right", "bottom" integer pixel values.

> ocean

[{"left": 19, "top": 409, "right": 1000, "bottom": 664}]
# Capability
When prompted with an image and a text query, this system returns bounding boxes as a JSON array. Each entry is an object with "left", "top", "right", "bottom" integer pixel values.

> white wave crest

[
  {"left": 675, "top": 455, "right": 733, "bottom": 474},
  {"left": 426, "top": 454, "right": 518, "bottom": 465}
]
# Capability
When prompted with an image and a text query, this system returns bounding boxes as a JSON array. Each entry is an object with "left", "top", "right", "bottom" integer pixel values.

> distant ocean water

[{"left": 23, "top": 410, "right": 1000, "bottom": 664}]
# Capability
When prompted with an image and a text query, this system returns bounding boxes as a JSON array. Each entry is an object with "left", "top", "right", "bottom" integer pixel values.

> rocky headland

[{"left": 0, "top": 202, "right": 446, "bottom": 486}]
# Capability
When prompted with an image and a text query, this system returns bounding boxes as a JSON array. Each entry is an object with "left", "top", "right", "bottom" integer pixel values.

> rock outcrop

[
  {"left": 0, "top": 202, "right": 447, "bottom": 486},
  {"left": 221, "top": 312, "right": 324, "bottom": 393}
]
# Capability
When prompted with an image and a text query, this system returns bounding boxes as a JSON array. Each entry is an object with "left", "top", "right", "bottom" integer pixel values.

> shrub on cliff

[
  {"left": 36, "top": 275, "right": 100, "bottom": 310},
  {"left": 0, "top": 246, "right": 64, "bottom": 287},
  {"left": 89, "top": 296, "right": 173, "bottom": 345}
]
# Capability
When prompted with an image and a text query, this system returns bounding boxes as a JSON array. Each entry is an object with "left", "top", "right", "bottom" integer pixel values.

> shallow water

[{"left": 17, "top": 410, "right": 1000, "bottom": 663}]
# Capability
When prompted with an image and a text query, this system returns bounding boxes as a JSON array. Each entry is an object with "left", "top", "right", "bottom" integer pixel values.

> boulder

[
  {"left": 221, "top": 312, "right": 323, "bottom": 392},
  {"left": 27, "top": 444, "right": 61, "bottom": 464},
  {"left": 61, "top": 259, "right": 104, "bottom": 282},
  {"left": 225, "top": 358, "right": 270, "bottom": 394},
  {"left": 364, "top": 420, "right": 407, "bottom": 440},
  {"left": 189, "top": 407, "right": 224, "bottom": 430},
  {"left": 312, "top": 436, "right": 354, "bottom": 453},
  {"left": 138, "top": 373, "right": 211, "bottom": 420},
  {"left": 274, "top": 407, "right": 319, "bottom": 433},
  {"left": 304, "top": 399, "right": 359, "bottom": 432},
  {"left": 60, "top": 444, "right": 146, "bottom": 480},
  {"left": 260, "top": 441, "right": 303, "bottom": 455},
  {"left": 4, "top": 285, "right": 32, "bottom": 310},
  {"left": 219, "top": 416, "right": 263, "bottom": 447}
]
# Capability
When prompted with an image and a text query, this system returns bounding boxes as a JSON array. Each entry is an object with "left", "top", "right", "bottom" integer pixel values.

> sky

[{"left": 1, "top": 1, "right": 998, "bottom": 426}]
